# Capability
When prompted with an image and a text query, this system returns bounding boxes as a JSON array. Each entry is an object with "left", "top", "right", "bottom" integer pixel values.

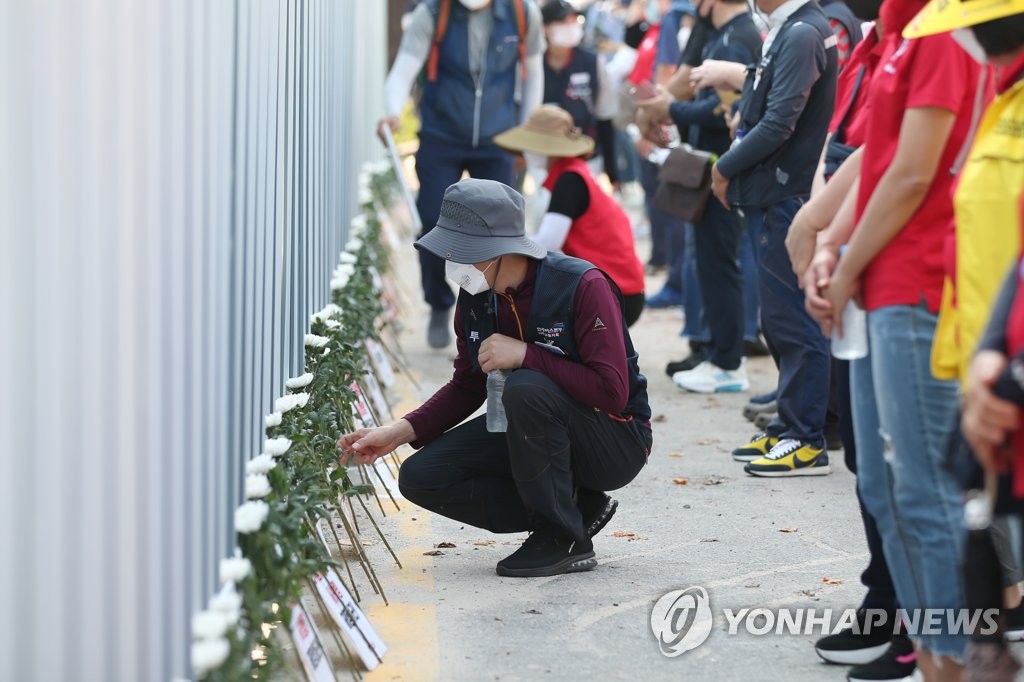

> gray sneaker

[
  {"left": 427, "top": 309, "right": 451, "bottom": 348},
  {"left": 753, "top": 411, "right": 777, "bottom": 430}
]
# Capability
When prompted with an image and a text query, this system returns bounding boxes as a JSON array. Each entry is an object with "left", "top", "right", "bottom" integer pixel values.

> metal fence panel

[{"left": 0, "top": 1, "right": 386, "bottom": 678}]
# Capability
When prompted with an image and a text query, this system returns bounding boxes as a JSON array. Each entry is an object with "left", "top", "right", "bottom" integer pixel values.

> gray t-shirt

[{"left": 399, "top": 0, "right": 544, "bottom": 79}]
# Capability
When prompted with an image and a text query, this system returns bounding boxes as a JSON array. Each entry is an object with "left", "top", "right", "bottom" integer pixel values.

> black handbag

[
  {"left": 823, "top": 66, "right": 866, "bottom": 180},
  {"left": 654, "top": 144, "right": 713, "bottom": 223}
]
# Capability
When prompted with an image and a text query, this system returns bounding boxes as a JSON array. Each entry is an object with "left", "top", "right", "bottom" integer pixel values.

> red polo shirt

[{"left": 856, "top": 32, "right": 985, "bottom": 313}]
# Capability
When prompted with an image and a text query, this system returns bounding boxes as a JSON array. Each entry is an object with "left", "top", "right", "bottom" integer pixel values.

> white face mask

[
  {"left": 446, "top": 259, "right": 497, "bottom": 295},
  {"left": 459, "top": 0, "right": 491, "bottom": 10},
  {"left": 549, "top": 22, "right": 584, "bottom": 48},
  {"left": 952, "top": 27, "right": 988, "bottom": 64}
]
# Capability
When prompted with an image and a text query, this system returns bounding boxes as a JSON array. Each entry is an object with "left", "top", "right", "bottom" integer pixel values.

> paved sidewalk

[{"left": 364, "top": 236, "right": 872, "bottom": 682}]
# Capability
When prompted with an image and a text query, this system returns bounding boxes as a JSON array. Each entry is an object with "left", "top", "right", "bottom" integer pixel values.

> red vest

[{"left": 542, "top": 157, "right": 646, "bottom": 296}]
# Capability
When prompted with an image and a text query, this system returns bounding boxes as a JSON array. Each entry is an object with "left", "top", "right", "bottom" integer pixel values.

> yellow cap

[{"left": 904, "top": 0, "right": 1024, "bottom": 38}]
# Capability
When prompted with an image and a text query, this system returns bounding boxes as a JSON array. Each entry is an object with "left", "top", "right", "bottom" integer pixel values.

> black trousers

[
  {"left": 694, "top": 198, "right": 745, "bottom": 370},
  {"left": 398, "top": 370, "right": 652, "bottom": 542}
]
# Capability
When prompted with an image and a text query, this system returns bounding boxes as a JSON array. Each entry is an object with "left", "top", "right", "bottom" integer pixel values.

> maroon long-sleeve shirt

[{"left": 403, "top": 260, "right": 630, "bottom": 447}]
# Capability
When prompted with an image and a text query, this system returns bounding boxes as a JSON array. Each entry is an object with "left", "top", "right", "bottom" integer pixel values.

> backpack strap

[
  {"left": 428, "top": 0, "right": 528, "bottom": 83},
  {"left": 832, "top": 65, "right": 865, "bottom": 144},
  {"left": 426, "top": 0, "right": 452, "bottom": 83},
  {"left": 514, "top": 0, "right": 527, "bottom": 81}
]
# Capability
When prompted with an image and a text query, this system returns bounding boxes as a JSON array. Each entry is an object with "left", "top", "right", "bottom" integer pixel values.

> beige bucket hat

[{"left": 493, "top": 105, "right": 595, "bottom": 158}]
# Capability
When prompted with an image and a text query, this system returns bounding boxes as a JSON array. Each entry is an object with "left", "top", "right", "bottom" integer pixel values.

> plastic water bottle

[
  {"left": 831, "top": 301, "right": 868, "bottom": 360},
  {"left": 486, "top": 370, "right": 509, "bottom": 432}
]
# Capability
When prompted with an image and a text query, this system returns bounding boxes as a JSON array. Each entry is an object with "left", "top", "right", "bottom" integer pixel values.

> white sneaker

[{"left": 673, "top": 360, "right": 750, "bottom": 394}]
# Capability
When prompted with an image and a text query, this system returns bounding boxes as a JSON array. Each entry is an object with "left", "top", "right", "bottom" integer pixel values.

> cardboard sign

[
  {"left": 289, "top": 603, "right": 336, "bottom": 682},
  {"left": 362, "top": 366, "right": 391, "bottom": 421},
  {"left": 349, "top": 382, "right": 375, "bottom": 429},
  {"left": 372, "top": 456, "right": 403, "bottom": 500},
  {"left": 312, "top": 569, "right": 388, "bottom": 670},
  {"left": 364, "top": 338, "right": 396, "bottom": 388}
]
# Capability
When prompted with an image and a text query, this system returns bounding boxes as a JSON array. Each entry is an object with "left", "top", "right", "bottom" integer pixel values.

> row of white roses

[{"left": 192, "top": 204, "right": 377, "bottom": 678}]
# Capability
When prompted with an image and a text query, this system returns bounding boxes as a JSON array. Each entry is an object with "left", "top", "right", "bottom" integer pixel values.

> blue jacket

[
  {"left": 420, "top": 0, "right": 526, "bottom": 148},
  {"left": 716, "top": 2, "right": 838, "bottom": 208},
  {"left": 543, "top": 47, "right": 600, "bottom": 139}
]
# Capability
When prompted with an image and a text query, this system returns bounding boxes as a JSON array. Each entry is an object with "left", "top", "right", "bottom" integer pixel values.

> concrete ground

[{"left": 360, "top": 223, "right": 876, "bottom": 682}]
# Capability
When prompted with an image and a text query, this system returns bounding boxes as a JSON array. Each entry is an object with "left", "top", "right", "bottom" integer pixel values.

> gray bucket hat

[{"left": 414, "top": 179, "right": 547, "bottom": 264}]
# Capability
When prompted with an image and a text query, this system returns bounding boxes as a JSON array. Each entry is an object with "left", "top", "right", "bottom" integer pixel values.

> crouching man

[{"left": 337, "top": 178, "right": 652, "bottom": 577}]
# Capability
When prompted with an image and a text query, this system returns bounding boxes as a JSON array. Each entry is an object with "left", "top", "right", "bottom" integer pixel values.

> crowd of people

[{"left": 345, "top": 0, "right": 1024, "bottom": 679}]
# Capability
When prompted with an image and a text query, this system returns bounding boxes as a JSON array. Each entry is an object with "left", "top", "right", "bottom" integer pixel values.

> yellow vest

[{"left": 932, "top": 78, "right": 1024, "bottom": 386}]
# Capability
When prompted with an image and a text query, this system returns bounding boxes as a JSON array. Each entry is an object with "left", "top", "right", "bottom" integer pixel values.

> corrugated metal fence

[{"left": 0, "top": 1, "right": 387, "bottom": 678}]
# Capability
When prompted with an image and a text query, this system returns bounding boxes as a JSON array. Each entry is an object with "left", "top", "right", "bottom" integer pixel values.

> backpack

[{"left": 426, "top": 0, "right": 529, "bottom": 82}]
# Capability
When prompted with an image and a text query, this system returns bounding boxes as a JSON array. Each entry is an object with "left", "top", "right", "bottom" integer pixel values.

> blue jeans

[
  {"left": 415, "top": 134, "right": 515, "bottom": 311},
  {"left": 681, "top": 222, "right": 709, "bottom": 344},
  {"left": 739, "top": 218, "right": 761, "bottom": 343},
  {"left": 851, "top": 303, "right": 965, "bottom": 658},
  {"left": 744, "top": 199, "right": 829, "bottom": 445}
]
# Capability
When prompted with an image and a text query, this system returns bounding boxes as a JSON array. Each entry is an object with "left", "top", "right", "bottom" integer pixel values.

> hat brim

[
  {"left": 904, "top": 0, "right": 1024, "bottom": 38},
  {"left": 493, "top": 125, "right": 595, "bottom": 158},
  {"left": 414, "top": 223, "right": 547, "bottom": 264}
]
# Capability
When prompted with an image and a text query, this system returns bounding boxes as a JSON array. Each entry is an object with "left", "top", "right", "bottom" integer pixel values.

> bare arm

[{"left": 831, "top": 107, "right": 957, "bottom": 285}]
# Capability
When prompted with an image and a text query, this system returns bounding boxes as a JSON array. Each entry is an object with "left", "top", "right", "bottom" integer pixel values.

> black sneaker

[
  {"left": 495, "top": 529, "right": 597, "bottom": 578},
  {"left": 1005, "top": 603, "right": 1024, "bottom": 642},
  {"left": 847, "top": 635, "right": 916, "bottom": 682},
  {"left": 665, "top": 343, "right": 709, "bottom": 376},
  {"left": 577, "top": 489, "right": 618, "bottom": 538},
  {"left": 743, "top": 338, "right": 771, "bottom": 357},
  {"left": 815, "top": 609, "right": 893, "bottom": 665}
]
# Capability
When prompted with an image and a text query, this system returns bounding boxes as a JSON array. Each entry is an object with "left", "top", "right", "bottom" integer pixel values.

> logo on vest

[
  {"left": 469, "top": 330, "right": 480, "bottom": 342},
  {"left": 593, "top": 317, "right": 607, "bottom": 331},
  {"left": 536, "top": 322, "right": 566, "bottom": 341}
]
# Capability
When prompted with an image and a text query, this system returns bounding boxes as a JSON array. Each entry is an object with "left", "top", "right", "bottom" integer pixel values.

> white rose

[
  {"left": 304, "top": 334, "right": 329, "bottom": 348},
  {"left": 325, "top": 319, "right": 340, "bottom": 329},
  {"left": 330, "top": 275, "right": 350, "bottom": 291},
  {"left": 346, "top": 238, "right": 363, "bottom": 252},
  {"left": 263, "top": 437, "right": 291, "bottom": 457},
  {"left": 219, "top": 556, "right": 252, "bottom": 584},
  {"left": 191, "top": 637, "right": 230, "bottom": 676},
  {"left": 310, "top": 303, "right": 342, "bottom": 323},
  {"left": 192, "top": 610, "right": 228, "bottom": 639},
  {"left": 358, "top": 187, "right": 373, "bottom": 205},
  {"left": 322, "top": 347, "right": 331, "bottom": 357},
  {"left": 274, "top": 395, "right": 299, "bottom": 413},
  {"left": 285, "top": 373, "right": 313, "bottom": 389},
  {"left": 264, "top": 412, "right": 282, "bottom": 428},
  {"left": 340, "top": 252, "right": 358, "bottom": 265},
  {"left": 209, "top": 585, "right": 243, "bottom": 625},
  {"left": 334, "top": 263, "right": 355, "bottom": 278},
  {"left": 245, "top": 454, "right": 276, "bottom": 475},
  {"left": 245, "top": 474, "right": 271, "bottom": 499},
  {"left": 294, "top": 393, "right": 309, "bottom": 408},
  {"left": 234, "top": 500, "right": 269, "bottom": 534}
]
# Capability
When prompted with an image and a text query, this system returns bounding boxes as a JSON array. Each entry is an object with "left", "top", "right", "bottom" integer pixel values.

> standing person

[
  {"left": 805, "top": 0, "right": 989, "bottom": 673},
  {"left": 540, "top": 0, "right": 619, "bottom": 183},
  {"left": 709, "top": 0, "right": 839, "bottom": 475},
  {"left": 638, "top": 0, "right": 762, "bottom": 392},
  {"left": 339, "top": 179, "right": 652, "bottom": 578},
  {"left": 494, "top": 105, "right": 647, "bottom": 326},
  {"left": 379, "top": 0, "right": 545, "bottom": 349}
]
